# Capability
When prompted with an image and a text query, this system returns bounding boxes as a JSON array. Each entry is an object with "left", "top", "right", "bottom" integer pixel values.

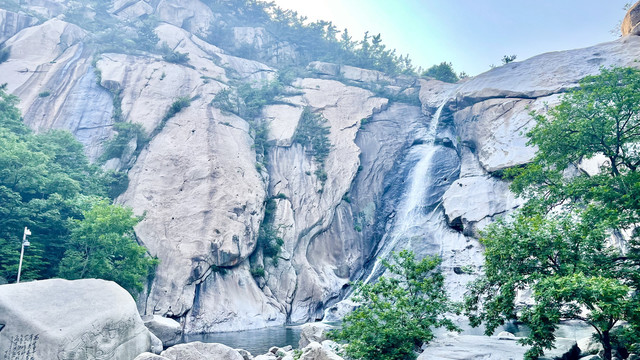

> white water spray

[{"left": 364, "top": 98, "right": 449, "bottom": 283}]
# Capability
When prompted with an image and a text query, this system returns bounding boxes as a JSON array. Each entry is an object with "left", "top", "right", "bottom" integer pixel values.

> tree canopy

[
  {"left": 464, "top": 67, "right": 640, "bottom": 360},
  {"left": 330, "top": 250, "right": 459, "bottom": 360},
  {"left": 0, "top": 85, "right": 155, "bottom": 296}
]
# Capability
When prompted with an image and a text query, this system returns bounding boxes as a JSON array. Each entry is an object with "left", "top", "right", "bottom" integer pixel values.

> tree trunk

[{"left": 602, "top": 330, "right": 613, "bottom": 360}]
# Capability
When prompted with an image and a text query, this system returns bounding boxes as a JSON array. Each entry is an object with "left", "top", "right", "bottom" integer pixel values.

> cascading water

[
  {"left": 362, "top": 94, "right": 480, "bottom": 300},
  {"left": 364, "top": 98, "right": 450, "bottom": 282}
]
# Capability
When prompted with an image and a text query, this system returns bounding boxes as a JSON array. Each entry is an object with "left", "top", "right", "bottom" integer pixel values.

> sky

[{"left": 271, "top": 0, "right": 631, "bottom": 76}]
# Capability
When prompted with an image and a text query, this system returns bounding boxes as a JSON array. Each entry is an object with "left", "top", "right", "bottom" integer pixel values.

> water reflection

[{"left": 183, "top": 326, "right": 303, "bottom": 355}]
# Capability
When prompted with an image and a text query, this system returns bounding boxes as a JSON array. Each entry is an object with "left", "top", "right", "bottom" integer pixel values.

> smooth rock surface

[
  {"left": 0, "top": 279, "right": 158, "bottom": 360},
  {"left": 443, "top": 175, "right": 522, "bottom": 236},
  {"left": 418, "top": 334, "right": 577, "bottom": 360},
  {"left": 143, "top": 315, "right": 182, "bottom": 348},
  {"left": 455, "top": 36, "right": 640, "bottom": 104},
  {"left": 161, "top": 342, "right": 244, "bottom": 360}
]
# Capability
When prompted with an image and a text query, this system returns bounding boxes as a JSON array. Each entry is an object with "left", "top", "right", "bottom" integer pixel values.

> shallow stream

[{"left": 183, "top": 326, "right": 303, "bottom": 355}]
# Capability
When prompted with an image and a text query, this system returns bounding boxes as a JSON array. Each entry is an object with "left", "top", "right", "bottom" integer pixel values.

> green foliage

[
  {"left": 0, "top": 86, "right": 149, "bottom": 293},
  {"left": 110, "top": 89, "right": 123, "bottom": 122},
  {"left": 100, "top": 122, "right": 148, "bottom": 162},
  {"left": 58, "top": 200, "right": 158, "bottom": 295},
  {"left": 250, "top": 266, "right": 265, "bottom": 278},
  {"left": 293, "top": 108, "right": 331, "bottom": 165},
  {"left": 63, "top": 3, "right": 159, "bottom": 55},
  {"left": 257, "top": 198, "right": 284, "bottom": 265},
  {"left": 422, "top": 62, "right": 459, "bottom": 83},
  {"left": 38, "top": 91, "right": 51, "bottom": 98},
  {"left": 330, "top": 250, "right": 459, "bottom": 360},
  {"left": 0, "top": 45, "right": 10, "bottom": 64},
  {"left": 161, "top": 43, "right": 190, "bottom": 64},
  {"left": 465, "top": 67, "right": 640, "bottom": 360}
]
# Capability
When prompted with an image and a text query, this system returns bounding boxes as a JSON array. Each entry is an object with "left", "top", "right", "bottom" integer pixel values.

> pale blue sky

[{"left": 272, "top": 0, "right": 631, "bottom": 75}]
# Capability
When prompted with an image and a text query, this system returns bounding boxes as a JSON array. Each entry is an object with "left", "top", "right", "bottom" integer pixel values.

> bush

[
  {"left": 330, "top": 250, "right": 459, "bottom": 360},
  {"left": 161, "top": 43, "right": 190, "bottom": 64},
  {"left": 38, "top": 91, "right": 51, "bottom": 97},
  {"left": 293, "top": 107, "right": 331, "bottom": 165},
  {"left": 100, "top": 122, "right": 148, "bottom": 162},
  {"left": 422, "top": 62, "right": 459, "bottom": 83},
  {"left": 162, "top": 50, "right": 190, "bottom": 64},
  {"left": 250, "top": 266, "right": 265, "bottom": 278}
]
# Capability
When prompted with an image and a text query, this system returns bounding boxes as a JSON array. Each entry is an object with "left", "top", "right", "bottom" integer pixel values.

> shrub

[
  {"left": 161, "top": 43, "right": 190, "bottom": 64},
  {"left": 38, "top": 91, "right": 51, "bottom": 97},
  {"left": 422, "top": 62, "right": 459, "bottom": 83},
  {"left": 250, "top": 266, "right": 265, "bottom": 278},
  {"left": 330, "top": 250, "right": 459, "bottom": 360},
  {"left": 293, "top": 107, "right": 331, "bottom": 165},
  {"left": 100, "top": 122, "right": 148, "bottom": 162}
]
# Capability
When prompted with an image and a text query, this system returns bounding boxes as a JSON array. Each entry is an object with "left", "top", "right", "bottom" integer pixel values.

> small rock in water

[{"left": 236, "top": 348, "right": 254, "bottom": 360}]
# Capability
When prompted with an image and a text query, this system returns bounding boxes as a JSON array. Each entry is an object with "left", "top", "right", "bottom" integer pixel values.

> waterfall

[{"left": 364, "top": 98, "right": 450, "bottom": 283}]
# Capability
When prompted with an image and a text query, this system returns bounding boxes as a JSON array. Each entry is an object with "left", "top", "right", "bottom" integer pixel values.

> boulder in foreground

[{"left": 0, "top": 278, "right": 160, "bottom": 359}]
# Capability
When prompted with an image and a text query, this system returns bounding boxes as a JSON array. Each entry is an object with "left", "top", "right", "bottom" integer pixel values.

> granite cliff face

[{"left": 2, "top": 0, "right": 640, "bottom": 333}]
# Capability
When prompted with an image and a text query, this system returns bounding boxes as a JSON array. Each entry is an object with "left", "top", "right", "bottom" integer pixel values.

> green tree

[
  {"left": 422, "top": 62, "right": 459, "bottom": 83},
  {"left": 331, "top": 250, "right": 459, "bottom": 360},
  {"left": 465, "top": 67, "right": 640, "bottom": 360},
  {"left": 58, "top": 200, "right": 158, "bottom": 295},
  {"left": 0, "top": 85, "right": 147, "bottom": 289}
]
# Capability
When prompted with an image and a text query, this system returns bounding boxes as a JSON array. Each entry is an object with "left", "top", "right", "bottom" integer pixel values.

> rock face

[
  {"left": 622, "top": 1, "right": 640, "bottom": 36},
  {"left": 0, "top": 9, "right": 38, "bottom": 43},
  {"left": 0, "top": 279, "right": 160, "bottom": 359},
  {"left": 3, "top": 0, "right": 640, "bottom": 336}
]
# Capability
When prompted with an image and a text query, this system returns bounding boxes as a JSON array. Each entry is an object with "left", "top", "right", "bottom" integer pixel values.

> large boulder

[
  {"left": 160, "top": 342, "right": 244, "bottom": 360},
  {"left": 143, "top": 315, "right": 183, "bottom": 347},
  {"left": 622, "top": 1, "right": 640, "bottom": 36},
  {"left": 0, "top": 279, "right": 160, "bottom": 359}
]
